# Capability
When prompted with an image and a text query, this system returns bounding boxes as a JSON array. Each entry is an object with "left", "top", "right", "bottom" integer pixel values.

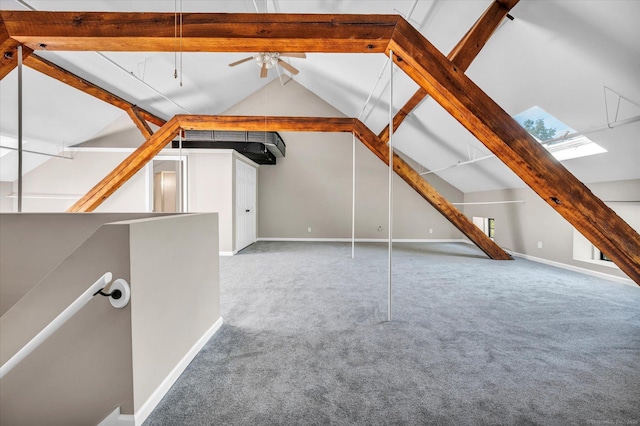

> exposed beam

[
  {"left": 70, "top": 112, "right": 509, "bottom": 260},
  {"left": 127, "top": 106, "right": 154, "bottom": 139},
  {"left": 378, "top": 0, "right": 519, "bottom": 142},
  {"left": 6, "top": 10, "right": 635, "bottom": 280},
  {"left": 0, "top": 17, "right": 32, "bottom": 80},
  {"left": 388, "top": 18, "right": 640, "bottom": 284},
  {"left": 69, "top": 115, "right": 355, "bottom": 213},
  {"left": 67, "top": 116, "right": 180, "bottom": 212},
  {"left": 22, "top": 53, "right": 166, "bottom": 127},
  {"left": 176, "top": 115, "right": 355, "bottom": 133},
  {"left": 353, "top": 120, "right": 511, "bottom": 260},
  {"left": 447, "top": 0, "right": 517, "bottom": 71},
  {"left": 1, "top": 11, "right": 397, "bottom": 53}
]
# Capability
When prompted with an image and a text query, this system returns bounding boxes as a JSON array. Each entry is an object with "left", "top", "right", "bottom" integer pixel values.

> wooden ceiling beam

[
  {"left": 388, "top": 19, "right": 640, "bottom": 284},
  {"left": 447, "top": 0, "right": 516, "bottom": 71},
  {"left": 176, "top": 115, "right": 355, "bottom": 133},
  {"left": 0, "top": 17, "right": 32, "bottom": 80},
  {"left": 379, "top": 0, "right": 519, "bottom": 142},
  {"left": 353, "top": 120, "right": 511, "bottom": 260},
  {"left": 1, "top": 11, "right": 396, "bottom": 53},
  {"left": 127, "top": 106, "right": 155, "bottom": 139},
  {"left": 8, "top": 9, "right": 636, "bottom": 279},
  {"left": 497, "top": 0, "right": 521, "bottom": 10},
  {"left": 69, "top": 112, "right": 508, "bottom": 260},
  {"left": 22, "top": 53, "right": 166, "bottom": 127},
  {"left": 67, "top": 116, "right": 180, "bottom": 212}
]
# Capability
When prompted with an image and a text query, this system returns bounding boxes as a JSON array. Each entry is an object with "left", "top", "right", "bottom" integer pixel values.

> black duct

[{"left": 172, "top": 130, "right": 286, "bottom": 165}]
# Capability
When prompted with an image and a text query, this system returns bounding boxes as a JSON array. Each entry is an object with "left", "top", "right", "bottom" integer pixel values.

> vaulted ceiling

[{"left": 0, "top": 0, "right": 638, "bottom": 193}]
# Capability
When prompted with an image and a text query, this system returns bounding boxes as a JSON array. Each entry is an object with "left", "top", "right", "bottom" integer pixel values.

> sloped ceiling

[{"left": 0, "top": 0, "right": 638, "bottom": 192}]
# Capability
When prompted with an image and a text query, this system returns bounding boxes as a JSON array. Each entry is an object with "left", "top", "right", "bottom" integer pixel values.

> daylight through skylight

[{"left": 513, "top": 106, "right": 606, "bottom": 161}]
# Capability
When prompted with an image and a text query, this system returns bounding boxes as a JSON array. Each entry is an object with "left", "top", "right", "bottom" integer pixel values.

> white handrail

[{"left": 0, "top": 272, "right": 113, "bottom": 379}]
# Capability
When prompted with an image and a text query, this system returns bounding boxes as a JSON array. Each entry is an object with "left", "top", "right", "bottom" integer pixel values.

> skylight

[{"left": 513, "top": 106, "right": 606, "bottom": 161}]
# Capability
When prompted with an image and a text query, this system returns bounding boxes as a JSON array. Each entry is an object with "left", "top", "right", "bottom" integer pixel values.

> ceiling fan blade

[
  {"left": 277, "top": 59, "right": 299, "bottom": 75},
  {"left": 279, "top": 53, "right": 307, "bottom": 59},
  {"left": 260, "top": 62, "right": 268, "bottom": 78},
  {"left": 228, "top": 56, "right": 253, "bottom": 67}
]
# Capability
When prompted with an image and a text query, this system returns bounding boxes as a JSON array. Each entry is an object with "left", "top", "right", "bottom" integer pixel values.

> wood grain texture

[
  {"left": 67, "top": 117, "right": 180, "bottom": 212},
  {"left": 354, "top": 120, "right": 511, "bottom": 260},
  {"left": 498, "top": 0, "right": 521, "bottom": 10},
  {"left": 176, "top": 115, "right": 355, "bottom": 133},
  {"left": 447, "top": 0, "right": 516, "bottom": 71},
  {"left": 1, "top": 11, "right": 397, "bottom": 53},
  {"left": 23, "top": 54, "right": 166, "bottom": 127},
  {"left": 379, "top": 0, "right": 519, "bottom": 142},
  {"left": 0, "top": 17, "right": 32, "bottom": 80},
  {"left": 389, "top": 18, "right": 640, "bottom": 284},
  {"left": 127, "top": 106, "right": 154, "bottom": 139}
]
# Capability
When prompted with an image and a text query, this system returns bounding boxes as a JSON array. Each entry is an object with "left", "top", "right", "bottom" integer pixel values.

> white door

[{"left": 235, "top": 160, "right": 257, "bottom": 252}]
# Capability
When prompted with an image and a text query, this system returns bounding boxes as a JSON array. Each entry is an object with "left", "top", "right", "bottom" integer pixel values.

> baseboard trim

[
  {"left": 219, "top": 251, "right": 236, "bottom": 256},
  {"left": 512, "top": 252, "right": 634, "bottom": 286},
  {"left": 129, "top": 316, "right": 224, "bottom": 425},
  {"left": 98, "top": 407, "right": 134, "bottom": 426},
  {"left": 256, "top": 238, "right": 466, "bottom": 243}
]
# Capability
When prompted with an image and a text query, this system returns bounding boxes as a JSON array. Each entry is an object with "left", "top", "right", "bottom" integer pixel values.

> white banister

[{"left": 1, "top": 272, "right": 114, "bottom": 379}]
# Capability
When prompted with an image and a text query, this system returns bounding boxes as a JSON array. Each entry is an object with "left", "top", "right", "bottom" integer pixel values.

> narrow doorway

[
  {"left": 150, "top": 158, "right": 186, "bottom": 212},
  {"left": 235, "top": 160, "right": 257, "bottom": 251}
]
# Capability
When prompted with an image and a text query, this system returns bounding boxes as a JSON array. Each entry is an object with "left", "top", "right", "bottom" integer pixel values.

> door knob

[{"left": 246, "top": 209, "right": 250, "bottom": 212}]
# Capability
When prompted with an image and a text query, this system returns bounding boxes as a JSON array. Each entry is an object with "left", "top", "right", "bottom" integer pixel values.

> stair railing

[{"left": 0, "top": 272, "right": 130, "bottom": 379}]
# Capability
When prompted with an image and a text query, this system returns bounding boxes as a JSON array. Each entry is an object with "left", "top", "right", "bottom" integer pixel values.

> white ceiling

[{"left": 0, "top": 0, "right": 638, "bottom": 192}]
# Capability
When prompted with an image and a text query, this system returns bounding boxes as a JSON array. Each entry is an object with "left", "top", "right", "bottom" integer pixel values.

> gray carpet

[{"left": 144, "top": 241, "right": 640, "bottom": 425}]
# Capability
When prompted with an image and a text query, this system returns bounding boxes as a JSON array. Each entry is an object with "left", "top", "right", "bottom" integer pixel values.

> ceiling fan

[{"left": 228, "top": 52, "right": 307, "bottom": 78}]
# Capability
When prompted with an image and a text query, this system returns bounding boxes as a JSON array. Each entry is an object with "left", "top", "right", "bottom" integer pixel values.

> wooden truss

[{"left": 2, "top": 1, "right": 639, "bottom": 284}]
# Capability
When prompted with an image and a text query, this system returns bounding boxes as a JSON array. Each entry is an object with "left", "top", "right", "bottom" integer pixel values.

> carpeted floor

[{"left": 144, "top": 242, "right": 640, "bottom": 425}]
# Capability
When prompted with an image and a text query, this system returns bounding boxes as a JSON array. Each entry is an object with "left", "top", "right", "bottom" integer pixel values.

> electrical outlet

[
  {"left": 377, "top": 225, "right": 383, "bottom": 232},
  {"left": 308, "top": 227, "right": 312, "bottom": 233},
  {"left": 429, "top": 228, "right": 433, "bottom": 234},
  {"left": 537, "top": 241, "right": 543, "bottom": 249}
]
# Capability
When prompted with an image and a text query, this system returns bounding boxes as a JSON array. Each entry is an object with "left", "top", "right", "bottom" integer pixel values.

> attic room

[{"left": 0, "top": 1, "right": 639, "bottom": 425}]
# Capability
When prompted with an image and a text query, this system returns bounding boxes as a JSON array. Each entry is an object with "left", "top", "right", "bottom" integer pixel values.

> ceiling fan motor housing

[{"left": 255, "top": 52, "right": 280, "bottom": 68}]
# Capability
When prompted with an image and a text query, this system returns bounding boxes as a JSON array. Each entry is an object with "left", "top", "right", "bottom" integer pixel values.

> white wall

[
  {"left": 0, "top": 181, "right": 13, "bottom": 212},
  {"left": 223, "top": 79, "right": 464, "bottom": 240},
  {"left": 187, "top": 150, "right": 234, "bottom": 252},
  {"left": 463, "top": 179, "right": 640, "bottom": 282},
  {"left": 13, "top": 150, "right": 146, "bottom": 212},
  {"left": 126, "top": 213, "right": 220, "bottom": 414},
  {"left": 0, "top": 212, "right": 168, "bottom": 315}
]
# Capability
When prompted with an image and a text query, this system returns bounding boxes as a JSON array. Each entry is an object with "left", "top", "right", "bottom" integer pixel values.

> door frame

[
  {"left": 235, "top": 158, "right": 257, "bottom": 252},
  {"left": 145, "top": 155, "right": 188, "bottom": 213}
]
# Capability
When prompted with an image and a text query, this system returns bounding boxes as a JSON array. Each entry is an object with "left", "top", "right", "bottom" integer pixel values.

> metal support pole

[
  {"left": 352, "top": 132, "right": 356, "bottom": 259},
  {"left": 388, "top": 50, "right": 394, "bottom": 322},
  {"left": 178, "top": 130, "right": 183, "bottom": 212},
  {"left": 17, "top": 45, "right": 23, "bottom": 212}
]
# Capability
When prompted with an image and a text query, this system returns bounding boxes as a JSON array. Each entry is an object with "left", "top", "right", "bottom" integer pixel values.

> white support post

[
  {"left": 352, "top": 132, "right": 356, "bottom": 259},
  {"left": 388, "top": 50, "right": 394, "bottom": 322},
  {"left": 17, "top": 45, "right": 23, "bottom": 212},
  {"left": 178, "top": 130, "right": 183, "bottom": 212}
]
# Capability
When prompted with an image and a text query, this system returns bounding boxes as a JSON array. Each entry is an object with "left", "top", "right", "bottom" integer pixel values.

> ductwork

[{"left": 172, "top": 130, "right": 286, "bottom": 165}]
